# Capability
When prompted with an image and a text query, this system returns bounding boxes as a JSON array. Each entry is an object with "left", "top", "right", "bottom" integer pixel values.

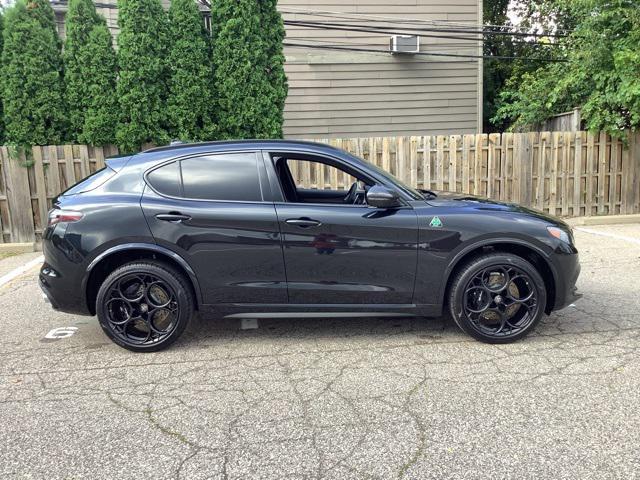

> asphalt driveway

[{"left": 1, "top": 224, "right": 640, "bottom": 479}]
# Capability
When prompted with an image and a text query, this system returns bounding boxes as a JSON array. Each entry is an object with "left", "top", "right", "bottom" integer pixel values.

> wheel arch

[
  {"left": 442, "top": 239, "right": 558, "bottom": 314},
  {"left": 83, "top": 243, "right": 202, "bottom": 315}
]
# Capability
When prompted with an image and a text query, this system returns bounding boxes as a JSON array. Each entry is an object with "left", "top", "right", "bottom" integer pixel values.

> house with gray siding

[{"left": 51, "top": 0, "right": 482, "bottom": 139}]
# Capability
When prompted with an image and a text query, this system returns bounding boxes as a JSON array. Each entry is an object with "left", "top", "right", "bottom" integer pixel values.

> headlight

[{"left": 547, "top": 226, "right": 573, "bottom": 244}]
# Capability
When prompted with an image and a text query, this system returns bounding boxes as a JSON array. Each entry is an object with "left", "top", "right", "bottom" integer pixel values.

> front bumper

[{"left": 549, "top": 250, "right": 581, "bottom": 311}]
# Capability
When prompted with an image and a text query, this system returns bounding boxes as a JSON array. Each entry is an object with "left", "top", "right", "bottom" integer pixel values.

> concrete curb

[
  {"left": 566, "top": 214, "right": 640, "bottom": 226},
  {"left": 0, "top": 242, "right": 36, "bottom": 254}
]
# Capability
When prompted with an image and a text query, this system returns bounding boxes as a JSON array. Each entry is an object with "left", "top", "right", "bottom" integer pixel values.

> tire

[
  {"left": 96, "top": 261, "right": 194, "bottom": 352},
  {"left": 448, "top": 253, "right": 547, "bottom": 344}
]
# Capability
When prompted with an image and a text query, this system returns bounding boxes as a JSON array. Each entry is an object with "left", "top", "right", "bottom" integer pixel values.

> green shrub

[
  {"left": 116, "top": 0, "right": 170, "bottom": 152},
  {"left": 1, "top": 0, "right": 66, "bottom": 147},
  {"left": 495, "top": 0, "right": 640, "bottom": 139}
]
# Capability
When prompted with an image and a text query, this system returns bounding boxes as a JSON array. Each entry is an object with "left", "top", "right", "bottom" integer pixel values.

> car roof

[
  {"left": 143, "top": 139, "right": 336, "bottom": 154},
  {"left": 125, "top": 139, "right": 362, "bottom": 169}
]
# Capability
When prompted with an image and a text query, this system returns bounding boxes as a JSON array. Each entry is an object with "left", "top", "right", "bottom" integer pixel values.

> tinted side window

[
  {"left": 181, "top": 153, "right": 261, "bottom": 201},
  {"left": 147, "top": 161, "right": 182, "bottom": 197}
]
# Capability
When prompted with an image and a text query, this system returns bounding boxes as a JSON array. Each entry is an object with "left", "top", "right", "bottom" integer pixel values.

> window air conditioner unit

[{"left": 389, "top": 35, "right": 420, "bottom": 54}]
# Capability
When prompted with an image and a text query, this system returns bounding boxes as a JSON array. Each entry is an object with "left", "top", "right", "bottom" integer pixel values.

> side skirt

[{"left": 199, "top": 303, "right": 444, "bottom": 319}]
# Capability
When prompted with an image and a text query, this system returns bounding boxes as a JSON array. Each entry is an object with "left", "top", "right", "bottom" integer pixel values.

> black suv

[{"left": 40, "top": 140, "right": 580, "bottom": 351}]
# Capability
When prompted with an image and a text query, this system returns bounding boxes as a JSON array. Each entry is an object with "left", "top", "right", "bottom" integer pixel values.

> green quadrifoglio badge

[{"left": 429, "top": 216, "right": 443, "bottom": 228}]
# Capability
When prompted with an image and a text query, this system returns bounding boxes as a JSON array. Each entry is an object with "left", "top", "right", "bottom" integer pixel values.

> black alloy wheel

[
  {"left": 96, "top": 261, "right": 194, "bottom": 352},
  {"left": 449, "top": 253, "right": 547, "bottom": 343}
]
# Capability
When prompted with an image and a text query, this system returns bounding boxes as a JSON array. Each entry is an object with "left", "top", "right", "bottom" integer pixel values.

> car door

[
  {"left": 265, "top": 152, "right": 419, "bottom": 305},
  {"left": 141, "top": 151, "right": 287, "bottom": 305}
]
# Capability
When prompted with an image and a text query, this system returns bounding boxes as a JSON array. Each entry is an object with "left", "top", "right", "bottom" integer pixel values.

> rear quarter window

[
  {"left": 146, "top": 153, "right": 262, "bottom": 202},
  {"left": 147, "top": 161, "right": 182, "bottom": 197},
  {"left": 62, "top": 167, "right": 115, "bottom": 195}
]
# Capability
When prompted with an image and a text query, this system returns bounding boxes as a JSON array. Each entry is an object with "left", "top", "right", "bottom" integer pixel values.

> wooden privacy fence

[
  {"left": 0, "top": 145, "right": 119, "bottom": 243},
  {"left": 0, "top": 131, "right": 639, "bottom": 244},
  {"left": 297, "top": 131, "right": 640, "bottom": 218}
]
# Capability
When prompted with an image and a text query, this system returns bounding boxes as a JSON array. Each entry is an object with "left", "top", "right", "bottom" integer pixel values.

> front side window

[
  {"left": 272, "top": 155, "right": 371, "bottom": 205},
  {"left": 287, "top": 159, "right": 360, "bottom": 192},
  {"left": 147, "top": 152, "right": 262, "bottom": 202}
]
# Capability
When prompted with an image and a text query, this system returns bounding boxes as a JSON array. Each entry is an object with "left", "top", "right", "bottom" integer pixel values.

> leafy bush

[{"left": 495, "top": 0, "right": 640, "bottom": 138}]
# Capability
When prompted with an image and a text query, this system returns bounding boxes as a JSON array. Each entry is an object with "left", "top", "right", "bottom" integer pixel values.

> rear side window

[
  {"left": 146, "top": 152, "right": 262, "bottom": 202},
  {"left": 181, "top": 153, "right": 261, "bottom": 201},
  {"left": 63, "top": 167, "right": 115, "bottom": 195},
  {"left": 147, "top": 161, "right": 181, "bottom": 197}
]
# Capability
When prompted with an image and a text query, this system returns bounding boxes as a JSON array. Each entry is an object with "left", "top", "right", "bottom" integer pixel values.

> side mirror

[{"left": 366, "top": 185, "right": 402, "bottom": 209}]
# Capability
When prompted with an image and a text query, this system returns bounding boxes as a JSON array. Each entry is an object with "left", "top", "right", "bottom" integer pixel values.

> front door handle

[
  {"left": 285, "top": 218, "right": 322, "bottom": 228},
  {"left": 156, "top": 213, "right": 191, "bottom": 223}
]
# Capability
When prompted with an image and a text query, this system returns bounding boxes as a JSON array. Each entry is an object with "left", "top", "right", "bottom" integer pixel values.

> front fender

[
  {"left": 442, "top": 236, "right": 558, "bottom": 288},
  {"left": 414, "top": 232, "right": 559, "bottom": 310}
]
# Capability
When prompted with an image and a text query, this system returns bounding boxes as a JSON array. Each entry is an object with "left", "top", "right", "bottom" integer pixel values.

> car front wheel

[
  {"left": 96, "top": 261, "right": 194, "bottom": 352},
  {"left": 448, "top": 253, "right": 547, "bottom": 343}
]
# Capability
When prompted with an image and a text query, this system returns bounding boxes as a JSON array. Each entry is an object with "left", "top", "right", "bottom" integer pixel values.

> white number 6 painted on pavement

[{"left": 44, "top": 327, "right": 78, "bottom": 340}]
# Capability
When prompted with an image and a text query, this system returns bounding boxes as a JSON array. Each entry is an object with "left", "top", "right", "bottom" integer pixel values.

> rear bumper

[
  {"left": 39, "top": 277, "right": 62, "bottom": 310},
  {"left": 39, "top": 265, "right": 92, "bottom": 315}
]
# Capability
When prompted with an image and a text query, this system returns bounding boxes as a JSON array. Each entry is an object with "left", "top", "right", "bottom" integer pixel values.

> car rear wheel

[
  {"left": 96, "top": 261, "right": 194, "bottom": 352},
  {"left": 448, "top": 253, "right": 547, "bottom": 343}
]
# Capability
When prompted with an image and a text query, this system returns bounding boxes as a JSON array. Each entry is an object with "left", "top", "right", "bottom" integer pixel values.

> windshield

[{"left": 347, "top": 152, "right": 425, "bottom": 200}]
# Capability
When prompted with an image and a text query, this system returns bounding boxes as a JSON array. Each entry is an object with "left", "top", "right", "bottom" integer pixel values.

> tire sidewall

[
  {"left": 449, "top": 254, "right": 547, "bottom": 344},
  {"left": 96, "top": 263, "right": 193, "bottom": 352}
]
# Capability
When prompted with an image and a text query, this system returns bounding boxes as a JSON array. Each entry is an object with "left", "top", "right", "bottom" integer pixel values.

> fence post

[
  {"left": 32, "top": 146, "right": 49, "bottom": 236},
  {"left": 0, "top": 147, "right": 35, "bottom": 244},
  {"left": 632, "top": 131, "right": 640, "bottom": 214},
  {"left": 513, "top": 133, "right": 533, "bottom": 207}
]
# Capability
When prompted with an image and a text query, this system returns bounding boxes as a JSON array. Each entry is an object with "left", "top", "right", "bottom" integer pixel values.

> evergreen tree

[
  {"left": 116, "top": 0, "right": 170, "bottom": 152},
  {"left": 1, "top": 0, "right": 66, "bottom": 147},
  {"left": 0, "top": 12, "right": 5, "bottom": 144},
  {"left": 167, "top": 0, "right": 216, "bottom": 141},
  {"left": 79, "top": 23, "right": 118, "bottom": 145},
  {"left": 63, "top": 0, "right": 102, "bottom": 142},
  {"left": 28, "top": 0, "right": 60, "bottom": 32},
  {"left": 212, "top": 0, "right": 288, "bottom": 139},
  {"left": 258, "top": 0, "right": 288, "bottom": 137}
]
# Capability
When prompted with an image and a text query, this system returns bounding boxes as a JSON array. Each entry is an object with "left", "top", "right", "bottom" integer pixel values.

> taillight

[{"left": 48, "top": 209, "right": 84, "bottom": 227}]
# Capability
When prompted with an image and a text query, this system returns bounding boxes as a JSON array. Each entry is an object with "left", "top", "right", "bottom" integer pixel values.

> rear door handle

[
  {"left": 285, "top": 218, "right": 322, "bottom": 228},
  {"left": 155, "top": 213, "right": 191, "bottom": 223}
]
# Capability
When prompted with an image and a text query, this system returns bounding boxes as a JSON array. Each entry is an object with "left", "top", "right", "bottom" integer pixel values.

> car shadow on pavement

[{"left": 176, "top": 313, "right": 466, "bottom": 348}]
